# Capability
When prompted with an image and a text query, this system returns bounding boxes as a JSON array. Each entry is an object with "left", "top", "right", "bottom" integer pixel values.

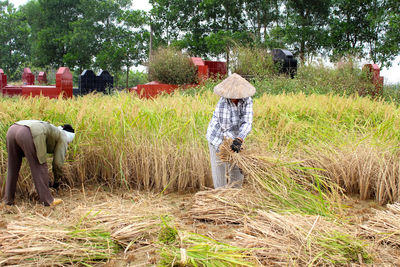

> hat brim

[{"left": 214, "top": 73, "right": 256, "bottom": 99}]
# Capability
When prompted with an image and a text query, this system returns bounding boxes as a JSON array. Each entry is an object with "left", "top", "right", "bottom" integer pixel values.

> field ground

[{"left": 1, "top": 184, "right": 400, "bottom": 266}]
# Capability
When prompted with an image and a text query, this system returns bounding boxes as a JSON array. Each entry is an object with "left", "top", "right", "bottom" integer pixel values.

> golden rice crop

[{"left": 1, "top": 90, "right": 400, "bottom": 205}]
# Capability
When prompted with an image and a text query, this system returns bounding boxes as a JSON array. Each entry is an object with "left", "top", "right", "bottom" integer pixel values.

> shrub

[
  {"left": 148, "top": 47, "right": 197, "bottom": 85},
  {"left": 230, "top": 46, "right": 277, "bottom": 79}
]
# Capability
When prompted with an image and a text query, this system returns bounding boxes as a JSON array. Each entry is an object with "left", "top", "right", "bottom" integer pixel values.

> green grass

[
  {"left": 159, "top": 231, "right": 255, "bottom": 267},
  {"left": 312, "top": 231, "right": 373, "bottom": 264}
]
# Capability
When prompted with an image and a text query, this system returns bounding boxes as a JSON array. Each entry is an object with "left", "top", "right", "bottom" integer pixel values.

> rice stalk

[
  {"left": 1, "top": 91, "right": 400, "bottom": 206},
  {"left": 303, "top": 143, "right": 400, "bottom": 204},
  {"left": 159, "top": 231, "right": 256, "bottom": 267},
  {"left": 217, "top": 139, "right": 340, "bottom": 217}
]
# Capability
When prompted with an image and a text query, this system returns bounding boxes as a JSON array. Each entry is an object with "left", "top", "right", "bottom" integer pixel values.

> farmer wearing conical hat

[
  {"left": 206, "top": 73, "right": 255, "bottom": 188},
  {"left": 2, "top": 120, "right": 75, "bottom": 206}
]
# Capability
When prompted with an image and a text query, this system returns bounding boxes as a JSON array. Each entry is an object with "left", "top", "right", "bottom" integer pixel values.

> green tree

[
  {"left": 328, "top": 0, "right": 371, "bottom": 61},
  {"left": 22, "top": 0, "right": 80, "bottom": 68},
  {"left": 380, "top": 0, "right": 400, "bottom": 66},
  {"left": 283, "top": 0, "right": 331, "bottom": 64},
  {"left": 329, "top": 0, "right": 397, "bottom": 67},
  {"left": 95, "top": 8, "right": 148, "bottom": 88},
  {"left": 243, "top": 0, "right": 281, "bottom": 45},
  {"left": 0, "top": 1, "right": 30, "bottom": 80}
]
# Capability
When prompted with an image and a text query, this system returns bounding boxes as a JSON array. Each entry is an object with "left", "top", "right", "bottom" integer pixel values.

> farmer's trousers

[
  {"left": 208, "top": 143, "right": 243, "bottom": 188},
  {"left": 4, "top": 124, "right": 54, "bottom": 206}
]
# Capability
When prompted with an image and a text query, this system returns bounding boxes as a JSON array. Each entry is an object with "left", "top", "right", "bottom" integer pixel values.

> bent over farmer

[
  {"left": 206, "top": 73, "right": 255, "bottom": 188},
  {"left": 3, "top": 120, "right": 75, "bottom": 206}
]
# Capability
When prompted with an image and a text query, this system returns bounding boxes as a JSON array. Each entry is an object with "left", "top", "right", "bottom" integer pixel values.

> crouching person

[
  {"left": 206, "top": 73, "right": 255, "bottom": 188},
  {"left": 3, "top": 120, "right": 75, "bottom": 206}
]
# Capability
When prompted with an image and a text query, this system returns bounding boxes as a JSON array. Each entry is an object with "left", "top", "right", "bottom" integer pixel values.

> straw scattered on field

[
  {"left": 0, "top": 214, "right": 119, "bottom": 266},
  {"left": 189, "top": 187, "right": 263, "bottom": 224},
  {"left": 234, "top": 210, "right": 372, "bottom": 266},
  {"left": 360, "top": 202, "right": 400, "bottom": 246},
  {"left": 0, "top": 188, "right": 175, "bottom": 266}
]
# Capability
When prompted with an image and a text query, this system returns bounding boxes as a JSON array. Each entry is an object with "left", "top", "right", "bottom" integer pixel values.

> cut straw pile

[
  {"left": 189, "top": 187, "right": 262, "bottom": 224},
  {"left": 234, "top": 210, "right": 371, "bottom": 266},
  {"left": 0, "top": 214, "right": 118, "bottom": 266},
  {"left": 0, "top": 204, "right": 163, "bottom": 266},
  {"left": 360, "top": 202, "right": 400, "bottom": 246},
  {"left": 71, "top": 204, "right": 162, "bottom": 248}
]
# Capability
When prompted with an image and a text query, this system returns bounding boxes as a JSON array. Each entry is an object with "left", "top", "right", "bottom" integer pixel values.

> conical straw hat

[{"left": 214, "top": 73, "right": 256, "bottom": 99}]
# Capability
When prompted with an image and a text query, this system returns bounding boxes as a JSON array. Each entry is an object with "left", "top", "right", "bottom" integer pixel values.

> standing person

[
  {"left": 3, "top": 120, "right": 75, "bottom": 206},
  {"left": 206, "top": 73, "right": 255, "bottom": 188}
]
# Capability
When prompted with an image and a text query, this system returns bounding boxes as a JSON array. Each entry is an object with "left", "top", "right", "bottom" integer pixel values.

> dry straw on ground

[
  {"left": 0, "top": 214, "right": 118, "bottom": 266},
  {"left": 188, "top": 183, "right": 373, "bottom": 265},
  {"left": 360, "top": 202, "right": 400, "bottom": 246},
  {"left": 0, "top": 193, "right": 167, "bottom": 266},
  {"left": 234, "top": 210, "right": 370, "bottom": 266},
  {"left": 189, "top": 187, "right": 263, "bottom": 224}
]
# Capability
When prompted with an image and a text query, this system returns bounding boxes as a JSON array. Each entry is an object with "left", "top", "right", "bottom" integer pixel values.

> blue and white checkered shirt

[{"left": 206, "top": 97, "right": 253, "bottom": 150}]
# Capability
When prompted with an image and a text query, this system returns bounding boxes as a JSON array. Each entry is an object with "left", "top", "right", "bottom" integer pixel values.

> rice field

[{"left": 1, "top": 81, "right": 400, "bottom": 265}]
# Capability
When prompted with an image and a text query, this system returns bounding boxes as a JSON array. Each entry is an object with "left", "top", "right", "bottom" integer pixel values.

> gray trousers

[
  {"left": 4, "top": 124, "right": 54, "bottom": 206},
  {"left": 208, "top": 143, "right": 243, "bottom": 188}
]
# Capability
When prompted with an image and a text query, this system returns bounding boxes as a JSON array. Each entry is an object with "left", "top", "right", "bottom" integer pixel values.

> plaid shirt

[{"left": 206, "top": 97, "right": 253, "bottom": 150}]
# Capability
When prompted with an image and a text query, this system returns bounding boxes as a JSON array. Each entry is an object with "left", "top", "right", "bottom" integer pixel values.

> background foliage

[
  {"left": 147, "top": 47, "right": 197, "bottom": 85},
  {"left": 0, "top": 0, "right": 399, "bottom": 85}
]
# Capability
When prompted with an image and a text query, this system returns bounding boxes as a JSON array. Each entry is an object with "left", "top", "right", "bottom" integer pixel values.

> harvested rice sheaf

[
  {"left": 0, "top": 204, "right": 163, "bottom": 266},
  {"left": 217, "top": 138, "right": 340, "bottom": 217},
  {"left": 189, "top": 187, "right": 263, "bottom": 224},
  {"left": 0, "top": 215, "right": 119, "bottom": 266}
]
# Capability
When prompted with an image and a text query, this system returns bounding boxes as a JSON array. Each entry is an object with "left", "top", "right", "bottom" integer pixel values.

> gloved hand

[{"left": 231, "top": 138, "right": 242, "bottom": 153}]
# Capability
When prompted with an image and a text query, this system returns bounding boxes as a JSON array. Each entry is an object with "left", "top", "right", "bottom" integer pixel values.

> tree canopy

[{"left": 0, "top": 0, "right": 398, "bottom": 83}]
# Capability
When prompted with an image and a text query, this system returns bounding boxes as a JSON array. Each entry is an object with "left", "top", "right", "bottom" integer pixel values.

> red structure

[
  {"left": 132, "top": 57, "right": 227, "bottom": 99},
  {"left": 0, "top": 67, "right": 73, "bottom": 99},
  {"left": 22, "top": 68, "right": 34, "bottom": 85},
  {"left": 191, "top": 57, "right": 209, "bottom": 82},
  {"left": 204, "top": 60, "right": 227, "bottom": 78},
  {"left": 0, "top": 69, "right": 6, "bottom": 87},
  {"left": 136, "top": 81, "right": 178, "bottom": 98},
  {"left": 37, "top": 72, "right": 47, "bottom": 84},
  {"left": 363, "top": 64, "right": 384, "bottom": 97}
]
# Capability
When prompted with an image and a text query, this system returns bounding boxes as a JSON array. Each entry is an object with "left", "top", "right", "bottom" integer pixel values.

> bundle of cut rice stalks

[
  {"left": 217, "top": 139, "right": 341, "bottom": 217},
  {"left": 0, "top": 203, "right": 165, "bottom": 266},
  {"left": 189, "top": 187, "right": 263, "bottom": 224},
  {"left": 234, "top": 210, "right": 372, "bottom": 266},
  {"left": 71, "top": 204, "right": 162, "bottom": 248},
  {"left": 0, "top": 214, "right": 119, "bottom": 266},
  {"left": 360, "top": 202, "right": 400, "bottom": 246}
]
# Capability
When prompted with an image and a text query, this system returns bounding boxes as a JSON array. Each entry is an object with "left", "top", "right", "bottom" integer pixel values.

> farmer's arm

[
  {"left": 238, "top": 97, "right": 253, "bottom": 142},
  {"left": 52, "top": 141, "right": 67, "bottom": 183}
]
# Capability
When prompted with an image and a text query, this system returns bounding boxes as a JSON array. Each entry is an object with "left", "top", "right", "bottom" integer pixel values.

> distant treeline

[{"left": 0, "top": 0, "right": 399, "bottom": 84}]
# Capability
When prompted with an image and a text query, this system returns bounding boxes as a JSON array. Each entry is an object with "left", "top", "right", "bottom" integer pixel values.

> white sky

[{"left": 9, "top": 0, "right": 400, "bottom": 84}]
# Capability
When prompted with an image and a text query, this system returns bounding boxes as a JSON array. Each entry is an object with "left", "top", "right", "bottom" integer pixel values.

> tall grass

[{"left": 1, "top": 71, "right": 400, "bottom": 205}]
